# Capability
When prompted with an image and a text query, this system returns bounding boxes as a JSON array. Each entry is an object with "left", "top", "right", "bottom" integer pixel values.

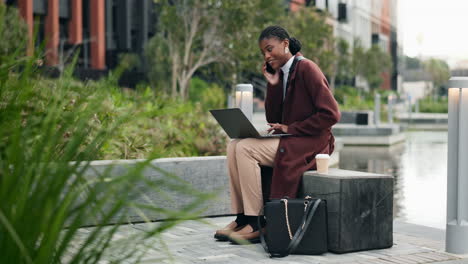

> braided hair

[{"left": 258, "top": 25, "right": 302, "bottom": 55}]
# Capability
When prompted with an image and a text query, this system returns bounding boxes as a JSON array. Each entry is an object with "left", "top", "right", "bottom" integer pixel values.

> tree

[
  {"left": 350, "top": 40, "right": 392, "bottom": 91},
  {"left": 281, "top": 7, "right": 336, "bottom": 79},
  {"left": 423, "top": 58, "right": 450, "bottom": 97},
  {"left": 193, "top": 0, "right": 285, "bottom": 94},
  {"left": 146, "top": 0, "right": 284, "bottom": 100},
  {"left": 335, "top": 38, "right": 352, "bottom": 86},
  {"left": 362, "top": 45, "right": 392, "bottom": 90},
  {"left": 351, "top": 39, "right": 366, "bottom": 79},
  {"left": 0, "top": 4, "right": 28, "bottom": 64},
  {"left": 405, "top": 55, "right": 422, "bottom": 70}
]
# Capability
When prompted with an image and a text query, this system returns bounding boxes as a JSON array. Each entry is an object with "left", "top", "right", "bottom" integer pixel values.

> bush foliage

[
  {"left": 0, "top": 5, "right": 222, "bottom": 263},
  {"left": 334, "top": 85, "right": 374, "bottom": 110},
  {"left": 0, "top": 58, "right": 218, "bottom": 263},
  {"left": 417, "top": 97, "right": 448, "bottom": 113}
]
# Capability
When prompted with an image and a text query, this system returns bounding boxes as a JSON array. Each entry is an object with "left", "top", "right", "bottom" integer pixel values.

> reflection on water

[{"left": 339, "top": 131, "right": 448, "bottom": 229}]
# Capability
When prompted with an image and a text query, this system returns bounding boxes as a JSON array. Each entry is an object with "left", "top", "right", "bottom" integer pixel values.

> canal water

[{"left": 339, "top": 131, "right": 448, "bottom": 229}]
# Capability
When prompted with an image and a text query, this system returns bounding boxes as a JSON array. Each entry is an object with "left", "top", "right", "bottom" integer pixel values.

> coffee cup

[{"left": 316, "top": 154, "right": 330, "bottom": 174}]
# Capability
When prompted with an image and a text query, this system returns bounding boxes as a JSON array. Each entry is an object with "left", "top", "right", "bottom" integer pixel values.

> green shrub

[
  {"left": 89, "top": 82, "right": 228, "bottom": 159},
  {"left": 334, "top": 85, "right": 374, "bottom": 111},
  {"left": 189, "top": 77, "right": 226, "bottom": 111},
  {"left": 2, "top": 58, "right": 222, "bottom": 264},
  {"left": 418, "top": 97, "right": 448, "bottom": 113},
  {"left": 1, "top": 72, "right": 228, "bottom": 160},
  {"left": 0, "top": 5, "right": 28, "bottom": 62},
  {"left": 0, "top": 7, "right": 218, "bottom": 263},
  {"left": 84, "top": 76, "right": 229, "bottom": 160},
  {"left": 334, "top": 86, "right": 402, "bottom": 115},
  {"left": 379, "top": 90, "right": 400, "bottom": 102},
  {"left": 0, "top": 60, "right": 217, "bottom": 263}
]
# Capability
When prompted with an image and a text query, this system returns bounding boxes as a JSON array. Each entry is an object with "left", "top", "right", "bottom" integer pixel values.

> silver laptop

[{"left": 209, "top": 108, "right": 292, "bottom": 139}]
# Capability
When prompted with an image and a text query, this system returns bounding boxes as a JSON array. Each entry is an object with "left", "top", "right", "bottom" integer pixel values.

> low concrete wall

[
  {"left": 397, "top": 113, "right": 448, "bottom": 124},
  {"left": 83, "top": 149, "right": 342, "bottom": 225},
  {"left": 397, "top": 113, "right": 448, "bottom": 130},
  {"left": 332, "top": 124, "right": 406, "bottom": 146},
  {"left": 335, "top": 133, "right": 406, "bottom": 146},
  {"left": 82, "top": 156, "right": 230, "bottom": 225},
  {"left": 332, "top": 123, "right": 401, "bottom": 136}
]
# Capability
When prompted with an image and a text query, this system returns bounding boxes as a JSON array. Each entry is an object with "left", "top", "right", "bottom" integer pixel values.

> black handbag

[{"left": 259, "top": 196, "right": 328, "bottom": 257}]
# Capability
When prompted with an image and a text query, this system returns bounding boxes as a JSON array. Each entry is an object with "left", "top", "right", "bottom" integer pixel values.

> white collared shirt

[{"left": 281, "top": 55, "right": 295, "bottom": 101}]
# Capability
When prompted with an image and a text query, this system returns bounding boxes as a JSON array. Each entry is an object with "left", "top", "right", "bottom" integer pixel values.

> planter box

[{"left": 338, "top": 111, "right": 374, "bottom": 125}]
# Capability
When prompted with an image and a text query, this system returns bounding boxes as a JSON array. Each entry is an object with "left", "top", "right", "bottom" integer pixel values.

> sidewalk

[{"left": 77, "top": 216, "right": 468, "bottom": 264}]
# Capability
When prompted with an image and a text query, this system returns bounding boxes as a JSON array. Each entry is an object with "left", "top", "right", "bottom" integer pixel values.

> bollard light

[
  {"left": 374, "top": 93, "right": 381, "bottom": 125},
  {"left": 446, "top": 77, "right": 468, "bottom": 254},
  {"left": 387, "top": 95, "right": 393, "bottom": 124},
  {"left": 235, "top": 84, "right": 253, "bottom": 121},
  {"left": 408, "top": 94, "right": 413, "bottom": 123}
]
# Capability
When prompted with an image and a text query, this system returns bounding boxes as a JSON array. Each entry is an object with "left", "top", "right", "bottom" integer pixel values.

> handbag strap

[
  {"left": 286, "top": 199, "right": 322, "bottom": 254},
  {"left": 258, "top": 198, "right": 322, "bottom": 258},
  {"left": 258, "top": 215, "right": 269, "bottom": 255}
]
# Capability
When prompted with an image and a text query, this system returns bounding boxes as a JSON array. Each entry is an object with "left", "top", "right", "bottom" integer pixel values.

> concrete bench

[{"left": 298, "top": 168, "right": 394, "bottom": 253}]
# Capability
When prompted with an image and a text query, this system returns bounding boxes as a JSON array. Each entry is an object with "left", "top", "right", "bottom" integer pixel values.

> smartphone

[{"left": 266, "top": 62, "right": 276, "bottom": 74}]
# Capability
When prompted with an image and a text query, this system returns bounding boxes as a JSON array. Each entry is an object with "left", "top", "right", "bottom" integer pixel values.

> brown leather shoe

[
  {"left": 214, "top": 221, "right": 245, "bottom": 241},
  {"left": 227, "top": 224, "right": 261, "bottom": 244}
]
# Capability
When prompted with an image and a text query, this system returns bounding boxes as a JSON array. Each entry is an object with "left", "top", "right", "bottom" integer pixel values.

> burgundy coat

[{"left": 265, "top": 53, "right": 341, "bottom": 199}]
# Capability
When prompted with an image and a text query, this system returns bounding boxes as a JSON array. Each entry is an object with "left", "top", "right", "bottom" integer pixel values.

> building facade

[
  {"left": 4, "top": 0, "right": 156, "bottom": 79},
  {"left": 289, "top": 0, "right": 400, "bottom": 90},
  {"left": 6, "top": 0, "right": 399, "bottom": 90}
]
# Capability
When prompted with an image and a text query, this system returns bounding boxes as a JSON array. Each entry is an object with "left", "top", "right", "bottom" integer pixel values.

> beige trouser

[{"left": 227, "top": 138, "right": 280, "bottom": 216}]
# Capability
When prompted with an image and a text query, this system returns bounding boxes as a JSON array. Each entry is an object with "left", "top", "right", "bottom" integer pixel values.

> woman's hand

[
  {"left": 267, "top": 123, "right": 288, "bottom": 133},
  {"left": 262, "top": 63, "right": 280, "bottom": 86}
]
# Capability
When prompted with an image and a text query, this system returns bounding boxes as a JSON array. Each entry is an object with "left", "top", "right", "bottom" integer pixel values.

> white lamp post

[
  {"left": 446, "top": 77, "right": 468, "bottom": 254},
  {"left": 387, "top": 95, "right": 393, "bottom": 124},
  {"left": 235, "top": 84, "right": 253, "bottom": 121},
  {"left": 374, "top": 93, "right": 380, "bottom": 125}
]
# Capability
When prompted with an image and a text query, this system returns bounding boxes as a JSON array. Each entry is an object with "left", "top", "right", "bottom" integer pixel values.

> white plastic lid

[{"left": 315, "top": 154, "right": 330, "bottom": 159}]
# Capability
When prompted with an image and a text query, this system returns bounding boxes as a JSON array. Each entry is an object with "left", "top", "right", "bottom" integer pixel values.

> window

[{"left": 338, "top": 3, "right": 347, "bottom": 22}]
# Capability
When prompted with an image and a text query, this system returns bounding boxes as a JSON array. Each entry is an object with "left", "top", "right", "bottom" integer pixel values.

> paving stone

[
  {"left": 413, "top": 252, "right": 451, "bottom": 262},
  {"left": 363, "top": 259, "right": 397, "bottom": 264},
  {"left": 401, "top": 254, "right": 436, "bottom": 263},
  {"left": 432, "top": 260, "right": 468, "bottom": 264},
  {"left": 68, "top": 216, "right": 468, "bottom": 263},
  {"left": 361, "top": 251, "right": 394, "bottom": 259},
  {"left": 426, "top": 252, "right": 458, "bottom": 262},
  {"left": 357, "top": 260, "right": 382, "bottom": 264},
  {"left": 382, "top": 255, "right": 418, "bottom": 264}
]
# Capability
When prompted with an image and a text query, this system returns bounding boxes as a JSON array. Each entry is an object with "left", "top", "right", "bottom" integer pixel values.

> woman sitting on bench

[{"left": 214, "top": 25, "right": 341, "bottom": 244}]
